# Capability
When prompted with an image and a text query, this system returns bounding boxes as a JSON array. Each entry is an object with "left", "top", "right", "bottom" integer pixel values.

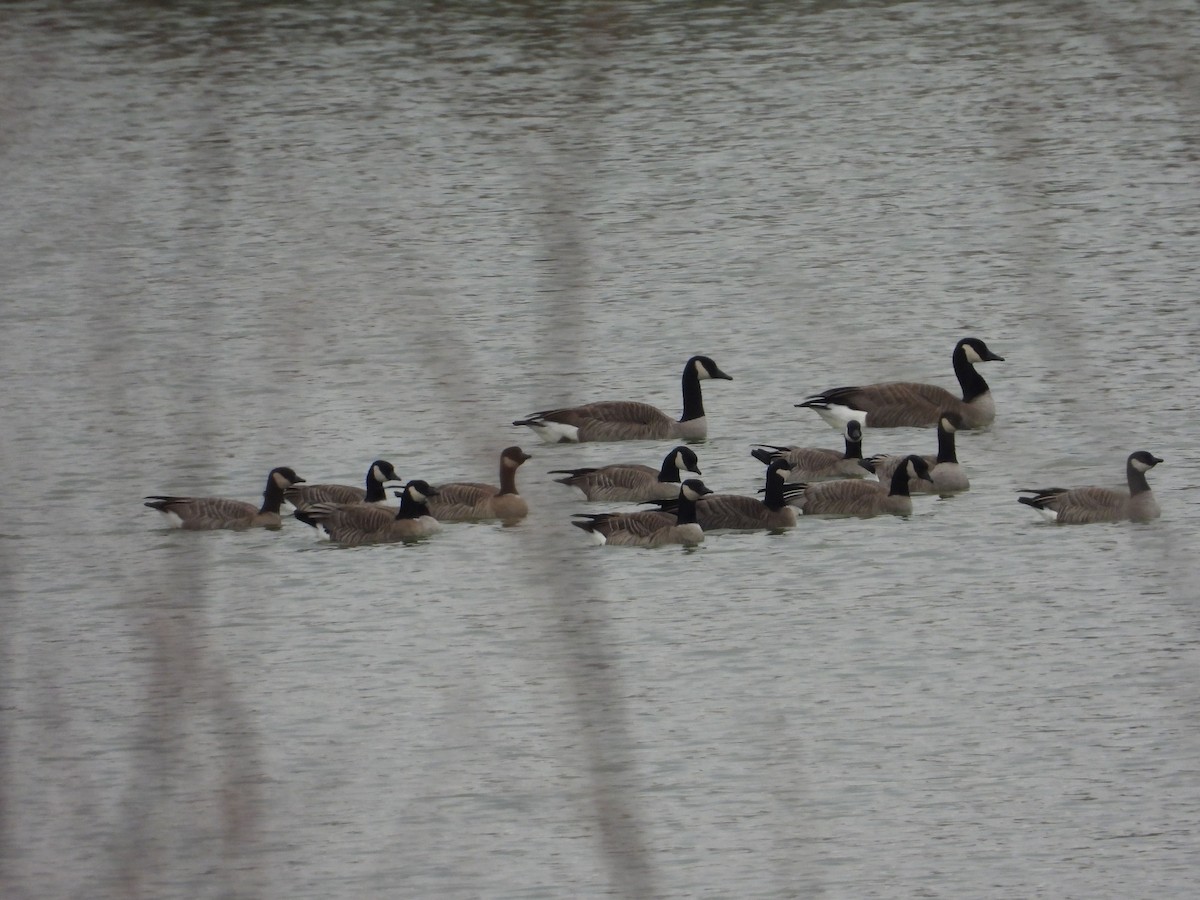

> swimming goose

[
  {"left": 426, "top": 446, "right": 532, "bottom": 523},
  {"left": 783, "top": 455, "right": 932, "bottom": 517},
  {"left": 572, "top": 479, "right": 713, "bottom": 547},
  {"left": 284, "top": 459, "right": 402, "bottom": 510},
  {"left": 144, "top": 466, "right": 306, "bottom": 530},
  {"left": 864, "top": 412, "right": 969, "bottom": 494},
  {"left": 1018, "top": 451, "right": 1162, "bottom": 524},
  {"left": 513, "top": 355, "right": 732, "bottom": 443},
  {"left": 652, "top": 459, "right": 797, "bottom": 531},
  {"left": 549, "top": 445, "right": 701, "bottom": 502},
  {"left": 797, "top": 337, "right": 1004, "bottom": 429},
  {"left": 293, "top": 480, "right": 442, "bottom": 545},
  {"left": 750, "top": 420, "right": 871, "bottom": 482}
]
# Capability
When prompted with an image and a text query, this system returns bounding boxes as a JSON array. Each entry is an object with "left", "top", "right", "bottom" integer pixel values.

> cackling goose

[
  {"left": 294, "top": 480, "right": 442, "bottom": 545},
  {"left": 572, "top": 479, "right": 713, "bottom": 547},
  {"left": 426, "top": 446, "right": 532, "bottom": 523},
  {"left": 783, "top": 454, "right": 932, "bottom": 517},
  {"left": 1018, "top": 451, "right": 1162, "bottom": 524},
  {"left": 144, "top": 466, "right": 306, "bottom": 530},
  {"left": 797, "top": 337, "right": 1004, "bottom": 429},
  {"left": 285, "top": 459, "right": 402, "bottom": 510},
  {"left": 549, "top": 445, "right": 701, "bottom": 502},
  {"left": 513, "top": 355, "right": 732, "bottom": 442},
  {"left": 864, "top": 412, "right": 969, "bottom": 493},
  {"left": 751, "top": 419, "right": 871, "bottom": 482}
]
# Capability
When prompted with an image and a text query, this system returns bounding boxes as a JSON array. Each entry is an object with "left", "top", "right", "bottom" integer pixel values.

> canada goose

[
  {"left": 293, "top": 480, "right": 442, "bottom": 545},
  {"left": 426, "top": 446, "right": 532, "bottom": 523},
  {"left": 783, "top": 455, "right": 932, "bottom": 517},
  {"left": 797, "top": 337, "right": 1005, "bottom": 429},
  {"left": 513, "top": 355, "right": 732, "bottom": 443},
  {"left": 572, "top": 479, "right": 713, "bottom": 547},
  {"left": 750, "top": 420, "right": 871, "bottom": 482},
  {"left": 144, "top": 466, "right": 306, "bottom": 530},
  {"left": 652, "top": 459, "right": 797, "bottom": 531},
  {"left": 864, "top": 412, "right": 970, "bottom": 494},
  {"left": 1018, "top": 451, "right": 1162, "bottom": 524},
  {"left": 284, "top": 459, "right": 402, "bottom": 510},
  {"left": 549, "top": 445, "right": 702, "bottom": 502}
]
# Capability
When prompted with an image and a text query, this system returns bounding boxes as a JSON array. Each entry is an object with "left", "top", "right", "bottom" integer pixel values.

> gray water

[{"left": 3, "top": 2, "right": 1199, "bottom": 897}]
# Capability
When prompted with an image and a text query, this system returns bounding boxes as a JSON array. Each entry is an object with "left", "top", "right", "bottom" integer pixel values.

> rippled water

[{"left": 3, "top": 2, "right": 1199, "bottom": 898}]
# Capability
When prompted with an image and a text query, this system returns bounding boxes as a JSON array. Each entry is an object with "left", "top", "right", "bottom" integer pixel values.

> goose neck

[{"left": 952, "top": 345, "right": 990, "bottom": 402}]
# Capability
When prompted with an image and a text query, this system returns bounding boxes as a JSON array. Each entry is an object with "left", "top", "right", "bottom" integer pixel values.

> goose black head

[
  {"left": 1129, "top": 450, "right": 1163, "bottom": 472},
  {"left": 956, "top": 337, "right": 1004, "bottom": 364},
  {"left": 690, "top": 356, "right": 733, "bottom": 381}
]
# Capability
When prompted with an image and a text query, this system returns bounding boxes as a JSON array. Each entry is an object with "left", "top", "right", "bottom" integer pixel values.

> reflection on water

[{"left": 2, "top": 2, "right": 1199, "bottom": 898}]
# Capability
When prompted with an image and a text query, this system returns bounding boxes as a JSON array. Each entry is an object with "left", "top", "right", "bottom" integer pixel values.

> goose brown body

[
  {"left": 144, "top": 467, "right": 306, "bottom": 530},
  {"left": 786, "top": 455, "right": 932, "bottom": 517},
  {"left": 427, "top": 447, "right": 532, "bottom": 523},
  {"left": 1018, "top": 451, "right": 1162, "bottom": 524},
  {"left": 572, "top": 480, "right": 712, "bottom": 547},
  {"left": 798, "top": 338, "right": 1004, "bottom": 429},
  {"left": 751, "top": 420, "right": 869, "bottom": 482},
  {"left": 550, "top": 445, "right": 701, "bottom": 502},
  {"left": 514, "top": 356, "right": 731, "bottom": 443},
  {"left": 294, "top": 480, "right": 442, "bottom": 545}
]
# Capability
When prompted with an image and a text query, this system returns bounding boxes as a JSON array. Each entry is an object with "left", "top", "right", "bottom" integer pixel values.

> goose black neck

[
  {"left": 763, "top": 470, "right": 788, "bottom": 510},
  {"left": 1126, "top": 461, "right": 1153, "bottom": 496},
  {"left": 936, "top": 426, "right": 958, "bottom": 464},
  {"left": 952, "top": 344, "right": 990, "bottom": 403},
  {"left": 658, "top": 454, "right": 682, "bottom": 483},
  {"left": 674, "top": 491, "right": 700, "bottom": 525},
  {"left": 261, "top": 477, "right": 286, "bottom": 514},
  {"left": 679, "top": 363, "right": 705, "bottom": 422},
  {"left": 888, "top": 461, "right": 914, "bottom": 497},
  {"left": 395, "top": 494, "right": 430, "bottom": 520},
  {"left": 363, "top": 474, "right": 390, "bottom": 503},
  {"left": 842, "top": 435, "right": 864, "bottom": 461}
]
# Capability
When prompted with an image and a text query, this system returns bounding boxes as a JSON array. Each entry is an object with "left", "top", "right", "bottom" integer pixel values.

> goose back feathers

[
  {"left": 550, "top": 445, "right": 701, "bottom": 502},
  {"left": 797, "top": 337, "right": 1004, "bottom": 429},
  {"left": 145, "top": 466, "right": 306, "bottom": 530},
  {"left": 427, "top": 446, "right": 532, "bottom": 522},
  {"left": 1018, "top": 451, "right": 1162, "bottom": 523},
  {"left": 514, "top": 356, "right": 732, "bottom": 443}
]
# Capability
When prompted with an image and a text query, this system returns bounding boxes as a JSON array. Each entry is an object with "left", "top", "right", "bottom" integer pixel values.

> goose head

[
  {"left": 689, "top": 356, "right": 733, "bottom": 381},
  {"left": 956, "top": 337, "right": 1005, "bottom": 364}
]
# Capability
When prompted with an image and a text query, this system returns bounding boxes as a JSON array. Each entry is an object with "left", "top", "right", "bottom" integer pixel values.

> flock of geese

[{"left": 144, "top": 337, "right": 1164, "bottom": 547}]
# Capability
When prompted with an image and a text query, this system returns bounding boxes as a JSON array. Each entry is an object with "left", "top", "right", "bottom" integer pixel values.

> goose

[
  {"left": 513, "top": 355, "right": 732, "bottom": 443},
  {"left": 1018, "top": 451, "right": 1162, "bottom": 524},
  {"left": 797, "top": 337, "right": 1004, "bottom": 429},
  {"left": 572, "top": 479, "right": 713, "bottom": 547},
  {"left": 750, "top": 419, "right": 871, "bottom": 482},
  {"left": 284, "top": 459, "right": 402, "bottom": 511},
  {"left": 144, "top": 466, "right": 306, "bottom": 530},
  {"left": 549, "top": 445, "right": 701, "bottom": 502},
  {"left": 863, "top": 412, "right": 969, "bottom": 494},
  {"left": 293, "top": 480, "right": 442, "bottom": 545},
  {"left": 651, "top": 459, "right": 797, "bottom": 531},
  {"left": 425, "top": 446, "right": 532, "bottom": 523},
  {"left": 783, "top": 454, "right": 932, "bottom": 517}
]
